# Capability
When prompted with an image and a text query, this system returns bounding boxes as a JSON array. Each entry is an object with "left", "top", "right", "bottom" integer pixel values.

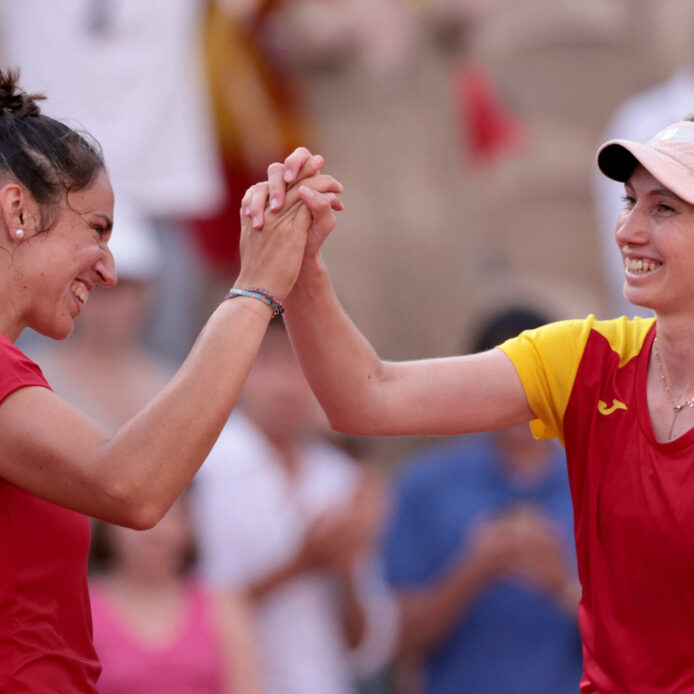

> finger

[
  {"left": 294, "top": 154, "right": 325, "bottom": 182},
  {"left": 329, "top": 193, "right": 345, "bottom": 212},
  {"left": 267, "top": 162, "right": 286, "bottom": 212},
  {"left": 283, "top": 146, "right": 316, "bottom": 183},
  {"left": 299, "top": 188, "right": 337, "bottom": 237},
  {"left": 285, "top": 173, "right": 344, "bottom": 208},
  {"left": 241, "top": 185, "right": 256, "bottom": 219},
  {"left": 249, "top": 182, "right": 270, "bottom": 229},
  {"left": 298, "top": 186, "right": 334, "bottom": 213}
]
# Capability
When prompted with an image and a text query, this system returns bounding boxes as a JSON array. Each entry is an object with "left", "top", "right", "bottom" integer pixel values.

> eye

[
  {"left": 656, "top": 202, "right": 675, "bottom": 214},
  {"left": 621, "top": 194, "right": 635, "bottom": 208},
  {"left": 90, "top": 223, "right": 111, "bottom": 240}
]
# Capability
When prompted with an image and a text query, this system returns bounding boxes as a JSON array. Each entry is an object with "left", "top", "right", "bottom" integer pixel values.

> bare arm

[
  {"left": 0, "top": 177, "right": 342, "bottom": 528},
  {"left": 247, "top": 150, "right": 535, "bottom": 437},
  {"left": 285, "top": 256, "right": 534, "bottom": 436}
]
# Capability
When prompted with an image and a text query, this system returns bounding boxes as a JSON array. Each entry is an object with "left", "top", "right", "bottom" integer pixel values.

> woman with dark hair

[
  {"left": 246, "top": 118, "right": 694, "bottom": 692},
  {"left": 0, "top": 70, "right": 341, "bottom": 692}
]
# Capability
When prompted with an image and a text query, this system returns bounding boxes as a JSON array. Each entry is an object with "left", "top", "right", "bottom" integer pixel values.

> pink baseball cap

[{"left": 597, "top": 120, "right": 694, "bottom": 204}]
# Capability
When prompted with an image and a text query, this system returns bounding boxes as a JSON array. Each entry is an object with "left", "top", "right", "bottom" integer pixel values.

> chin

[
  {"left": 623, "top": 290, "right": 656, "bottom": 312},
  {"left": 34, "top": 319, "right": 75, "bottom": 341}
]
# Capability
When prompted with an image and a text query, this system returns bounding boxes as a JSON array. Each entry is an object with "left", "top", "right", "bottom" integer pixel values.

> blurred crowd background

[{"left": 3, "top": 0, "right": 694, "bottom": 692}]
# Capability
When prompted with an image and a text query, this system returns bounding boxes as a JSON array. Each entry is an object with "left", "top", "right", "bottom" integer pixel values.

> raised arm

[
  {"left": 0, "top": 175, "right": 342, "bottom": 528},
  {"left": 246, "top": 151, "right": 535, "bottom": 437}
]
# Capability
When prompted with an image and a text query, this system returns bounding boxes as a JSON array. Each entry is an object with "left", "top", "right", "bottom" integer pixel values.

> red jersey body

[
  {"left": 502, "top": 315, "right": 694, "bottom": 693},
  {"left": 0, "top": 334, "right": 99, "bottom": 692}
]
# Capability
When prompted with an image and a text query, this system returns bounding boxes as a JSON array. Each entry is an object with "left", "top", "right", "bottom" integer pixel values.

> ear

[{"left": 0, "top": 182, "right": 36, "bottom": 241}]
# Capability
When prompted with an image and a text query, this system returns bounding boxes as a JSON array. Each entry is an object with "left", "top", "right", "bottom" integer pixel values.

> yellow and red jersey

[{"left": 502, "top": 316, "right": 694, "bottom": 693}]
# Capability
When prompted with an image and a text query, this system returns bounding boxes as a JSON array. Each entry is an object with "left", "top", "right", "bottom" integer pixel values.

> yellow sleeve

[
  {"left": 498, "top": 318, "right": 595, "bottom": 442},
  {"left": 498, "top": 315, "right": 655, "bottom": 444}
]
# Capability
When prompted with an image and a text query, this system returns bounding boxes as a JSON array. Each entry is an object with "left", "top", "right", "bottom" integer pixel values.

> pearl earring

[{"left": 16, "top": 228, "right": 25, "bottom": 239}]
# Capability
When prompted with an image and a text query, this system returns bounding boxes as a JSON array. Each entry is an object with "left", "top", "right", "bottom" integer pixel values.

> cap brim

[{"left": 597, "top": 139, "right": 694, "bottom": 205}]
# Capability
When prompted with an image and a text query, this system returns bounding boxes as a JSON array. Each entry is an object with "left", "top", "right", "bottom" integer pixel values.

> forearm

[
  {"left": 98, "top": 298, "right": 273, "bottom": 526},
  {"left": 284, "top": 257, "right": 388, "bottom": 434},
  {"left": 396, "top": 559, "right": 490, "bottom": 658},
  {"left": 336, "top": 572, "right": 367, "bottom": 649},
  {"left": 245, "top": 551, "right": 313, "bottom": 602}
]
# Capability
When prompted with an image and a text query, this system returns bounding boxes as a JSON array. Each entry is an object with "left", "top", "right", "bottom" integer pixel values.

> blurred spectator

[
  {"left": 191, "top": 0, "right": 416, "bottom": 275},
  {"left": 2, "top": 0, "right": 225, "bottom": 360},
  {"left": 190, "top": 0, "right": 310, "bottom": 273},
  {"left": 383, "top": 307, "right": 583, "bottom": 694},
  {"left": 594, "top": 5, "right": 694, "bottom": 318},
  {"left": 89, "top": 491, "right": 261, "bottom": 694},
  {"left": 268, "top": 0, "right": 415, "bottom": 75},
  {"left": 192, "top": 320, "right": 398, "bottom": 694},
  {"left": 422, "top": 0, "right": 525, "bottom": 165}
]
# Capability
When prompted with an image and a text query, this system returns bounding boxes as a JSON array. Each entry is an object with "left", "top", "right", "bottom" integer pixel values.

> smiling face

[
  {"left": 2, "top": 170, "right": 117, "bottom": 340},
  {"left": 615, "top": 164, "right": 694, "bottom": 316}
]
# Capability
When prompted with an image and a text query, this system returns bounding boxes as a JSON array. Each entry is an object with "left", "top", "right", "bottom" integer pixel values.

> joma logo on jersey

[{"left": 597, "top": 399, "right": 628, "bottom": 415}]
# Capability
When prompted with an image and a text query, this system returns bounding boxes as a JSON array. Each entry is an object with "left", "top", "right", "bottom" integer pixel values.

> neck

[
  {"left": 107, "top": 566, "right": 182, "bottom": 592},
  {"left": 648, "top": 318, "right": 694, "bottom": 441},
  {"left": 652, "top": 317, "right": 694, "bottom": 389}
]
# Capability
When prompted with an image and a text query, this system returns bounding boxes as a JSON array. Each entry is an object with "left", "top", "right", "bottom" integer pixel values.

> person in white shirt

[{"left": 192, "top": 320, "right": 397, "bottom": 694}]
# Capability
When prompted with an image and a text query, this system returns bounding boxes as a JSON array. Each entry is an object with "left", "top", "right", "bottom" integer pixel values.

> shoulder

[
  {"left": 500, "top": 315, "right": 654, "bottom": 359},
  {"left": 588, "top": 315, "right": 655, "bottom": 363},
  {"left": 0, "top": 334, "right": 50, "bottom": 403}
]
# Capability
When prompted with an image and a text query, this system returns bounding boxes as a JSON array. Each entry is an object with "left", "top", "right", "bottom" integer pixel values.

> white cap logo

[{"left": 653, "top": 125, "right": 694, "bottom": 143}]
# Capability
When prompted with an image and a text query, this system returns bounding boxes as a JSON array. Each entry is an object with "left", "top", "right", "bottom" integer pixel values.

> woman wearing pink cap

[{"left": 247, "top": 118, "right": 694, "bottom": 693}]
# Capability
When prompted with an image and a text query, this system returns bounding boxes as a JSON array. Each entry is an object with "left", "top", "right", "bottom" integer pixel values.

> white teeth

[
  {"left": 71, "top": 284, "right": 88, "bottom": 305},
  {"left": 625, "top": 258, "right": 660, "bottom": 274}
]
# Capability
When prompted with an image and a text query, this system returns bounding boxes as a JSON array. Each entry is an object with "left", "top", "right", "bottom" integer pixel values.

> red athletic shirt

[
  {"left": 501, "top": 316, "right": 694, "bottom": 693},
  {"left": 0, "top": 334, "right": 100, "bottom": 692}
]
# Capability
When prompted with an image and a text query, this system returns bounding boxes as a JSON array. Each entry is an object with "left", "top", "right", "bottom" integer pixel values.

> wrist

[
  {"left": 294, "top": 253, "right": 328, "bottom": 291},
  {"left": 224, "top": 285, "right": 286, "bottom": 318},
  {"left": 225, "top": 287, "right": 285, "bottom": 317}
]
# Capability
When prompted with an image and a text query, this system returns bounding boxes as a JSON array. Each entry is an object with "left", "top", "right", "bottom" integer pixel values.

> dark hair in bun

[{"left": 0, "top": 69, "right": 105, "bottom": 231}]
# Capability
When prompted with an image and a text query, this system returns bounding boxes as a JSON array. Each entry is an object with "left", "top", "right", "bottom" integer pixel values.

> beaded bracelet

[{"left": 224, "top": 287, "right": 285, "bottom": 317}]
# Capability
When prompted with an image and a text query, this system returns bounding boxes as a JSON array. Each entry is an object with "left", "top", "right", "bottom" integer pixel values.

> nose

[
  {"left": 614, "top": 205, "right": 648, "bottom": 249},
  {"left": 95, "top": 248, "right": 118, "bottom": 287}
]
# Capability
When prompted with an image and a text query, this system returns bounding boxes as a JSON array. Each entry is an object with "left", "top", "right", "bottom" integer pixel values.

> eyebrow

[
  {"left": 625, "top": 182, "right": 683, "bottom": 201},
  {"left": 650, "top": 187, "right": 681, "bottom": 200}
]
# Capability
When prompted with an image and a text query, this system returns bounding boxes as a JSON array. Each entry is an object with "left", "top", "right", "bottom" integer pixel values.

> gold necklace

[{"left": 653, "top": 336, "right": 694, "bottom": 440}]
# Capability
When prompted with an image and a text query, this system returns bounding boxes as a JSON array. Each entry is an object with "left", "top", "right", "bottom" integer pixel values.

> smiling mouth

[
  {"left": 624, "top": 257, "right": 661, "bottom": 275},
  {"left": 71, "top": 282, "right": 89, "bottom": 305}
]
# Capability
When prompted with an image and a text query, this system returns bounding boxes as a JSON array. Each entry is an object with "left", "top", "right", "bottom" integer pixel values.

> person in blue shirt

[{"left": 383, "top": 306, "right": 583, "bottom": 694}]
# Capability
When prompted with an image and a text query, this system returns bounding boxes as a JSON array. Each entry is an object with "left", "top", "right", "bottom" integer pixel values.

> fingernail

[
  {"left": 270, "top": 197, "right": 279, "bottom": 211},
  {"left": 252, "top": 216, "right": 260, "bottom": 227},
  {"left": 284, "top": 170, "right": 295, "bottom": 182},
  {"left": 244, "top": 206, "right": 250, "bottom": 216}
]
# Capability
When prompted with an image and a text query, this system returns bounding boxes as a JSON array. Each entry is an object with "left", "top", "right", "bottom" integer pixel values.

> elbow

[
  {"left": 327, "top": 411, "right": 376, "bottom": 436},
  {"left": 122, "top": 504, "right": 164, "bottom": 531},
  {"left": 99, "top": 476, "right": 168, "bottom": 530},
  {"left": 327, "top": 407, "right": 387, "bottom": 436},
  {"left": 111, "top": 494, "right": 165, "bottom": 530}
]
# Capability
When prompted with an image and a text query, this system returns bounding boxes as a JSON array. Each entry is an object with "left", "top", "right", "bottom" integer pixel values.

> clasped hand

[{"left": 236, "top": 148, "right": 344, "bottom": 301}]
